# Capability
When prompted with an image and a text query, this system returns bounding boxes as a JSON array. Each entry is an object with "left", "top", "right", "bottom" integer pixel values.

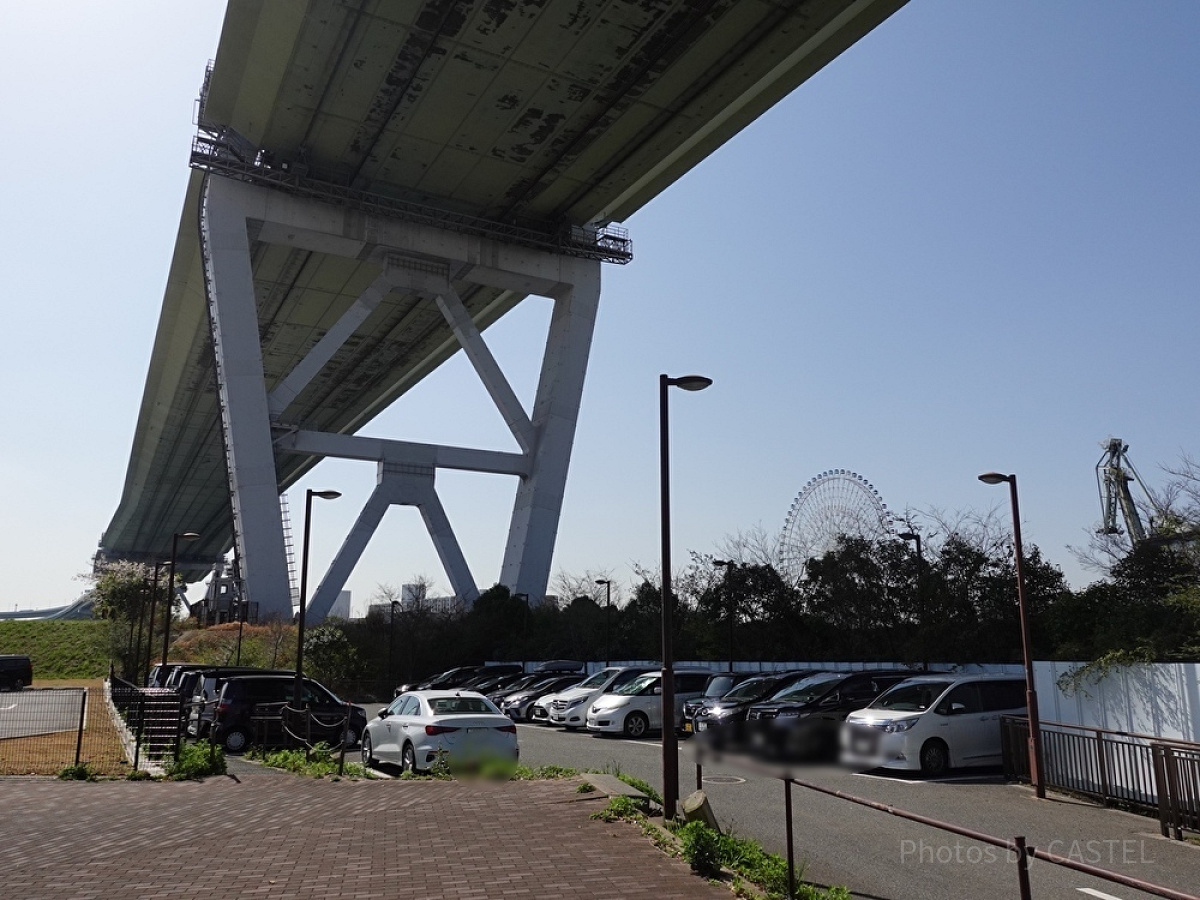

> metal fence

[
  {"left": 0, "top": 687, "right": 88, "bottom": 774},
  {"left": 694, "top": 748, "right": 1199, "bottom": 900},
  {"left": 1001, "top": 716, "right": 1200, "bottom": 839},
  {"left": 109, "top": 676, "right": 185, "bottom": 768}
]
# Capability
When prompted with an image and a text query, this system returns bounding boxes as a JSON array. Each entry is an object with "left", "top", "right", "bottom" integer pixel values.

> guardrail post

[
  {"left": 1094, "top": 727, "right": 1110, "bottom": 801},
  {"left": 1014, "top": 836, "right": 1032, "bottom": 900},
  {"left": 337, "top": 703, "right": 349, "bottom": 776},
  {"left": 1152, "top": 744, "right": 1172, "bottom": 838},
  {"left": 784, "top": 778, "right": 796, "bottom": 900},
  {"left": 1164, "top": 747, "right": 1184, "bottom": 841},
  {"left": 74, "top": 689, "right": 87, "bottom": 766}
]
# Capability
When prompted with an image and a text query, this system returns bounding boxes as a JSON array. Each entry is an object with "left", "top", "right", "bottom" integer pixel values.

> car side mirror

[
  {"left": 820, "top": 693, "right": 839, "bottom": 707},
  {"left": 378, "top": 709, "right": 390, "bottom": 719},
  {"left": 949, "top": 702, "right": 966, "bottom": 715},
  {"left": 653, "top": 686, "right": 662, "bottom": 695}
]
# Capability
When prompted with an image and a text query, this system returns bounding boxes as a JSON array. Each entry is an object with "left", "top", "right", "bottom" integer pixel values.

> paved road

[
  {"left": 0, "top": 687, "right": 85, "bottom": 739},
  {"left": 515, "top": 724, "right": 1200, "bottom": 900}
]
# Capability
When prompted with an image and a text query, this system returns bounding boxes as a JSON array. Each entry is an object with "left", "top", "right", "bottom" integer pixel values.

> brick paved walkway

[{"left": 1, "top": 770, "right": 728, "bottom": 899}]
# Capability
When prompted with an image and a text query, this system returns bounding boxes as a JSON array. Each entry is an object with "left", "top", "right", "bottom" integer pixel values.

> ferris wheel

[{"left": 778, "top": 469, "right": 894, "bottom": 581}]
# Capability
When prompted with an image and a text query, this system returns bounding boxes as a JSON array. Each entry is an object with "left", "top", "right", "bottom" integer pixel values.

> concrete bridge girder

[{"left": 201, "top": 175, "right": 601, "bottom": 621}]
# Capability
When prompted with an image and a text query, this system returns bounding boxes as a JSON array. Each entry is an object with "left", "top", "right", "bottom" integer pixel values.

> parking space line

[{"left": 1076, "top": 888, "right": 1127, "bottom": 900}]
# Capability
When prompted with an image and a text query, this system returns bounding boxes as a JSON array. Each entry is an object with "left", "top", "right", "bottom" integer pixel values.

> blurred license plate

[
  {"left": 683, "top": 722, "right": 692, "bottom": 733},
  {"left": 695, "top": 720, "right": 707, "bottom": 732}
]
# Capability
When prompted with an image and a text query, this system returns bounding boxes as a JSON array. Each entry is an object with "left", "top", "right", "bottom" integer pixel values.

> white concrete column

[
  {"left": 500, "top": 260, "right": 601, "bottom": 600},
  {"left": 201, "top": 176, "right": 292, "bottom": 620}
]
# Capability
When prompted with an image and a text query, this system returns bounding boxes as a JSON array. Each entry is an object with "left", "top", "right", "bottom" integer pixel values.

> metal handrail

[{"left": 693, "top": 749, "right": 1199, "bottom": 900}]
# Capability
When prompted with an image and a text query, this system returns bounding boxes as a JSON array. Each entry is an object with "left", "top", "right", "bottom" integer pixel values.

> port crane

[{"left": 1096, "top": 438, "right": 1161, "bottom": 544}]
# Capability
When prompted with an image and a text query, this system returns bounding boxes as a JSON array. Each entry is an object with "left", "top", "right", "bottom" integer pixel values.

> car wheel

[
  {"left": 920, "top": 739, "right": 950, "bottom": 777},
  {"left": 402, "top": 742, "right": 418, "bottom": 774},
  {"left": 222, "top": 728, "right": 250, "bottom": 755},
  {"left": 341, "top": 725, "right": 361, "bottom": 749},
  {"left": 624, "top": 712, "right": 650, "bottom": 739},
  {"left": 361, "top": 733, "right": 376, "bottom": 768},
  {"left": 13, "top": 679, "right": 24, "bottom": 691},
  {"left": 524, "top": 706, "right": 536, "bottom": 723}
]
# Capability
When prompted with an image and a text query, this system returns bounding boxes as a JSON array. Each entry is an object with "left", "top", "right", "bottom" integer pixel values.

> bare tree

[
  {"left": 552, "top": 568, "right": 617, "bottom": 606},
  {"left": 713, "top": 523, "right": 786, "bottom": 569}
]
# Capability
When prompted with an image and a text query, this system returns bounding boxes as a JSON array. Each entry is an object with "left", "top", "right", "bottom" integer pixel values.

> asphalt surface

[
  {"left": 513, "top": 723, "right": 1200, "bottom": 900},
  {"left": 0, "top": 687, "right": 85, "bottom": 739}
]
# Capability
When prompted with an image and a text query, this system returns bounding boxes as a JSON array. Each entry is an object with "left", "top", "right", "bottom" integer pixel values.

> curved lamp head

[
  {"left": 713, "top": 559, "right": 733, "bottom": 568},
  {"left": 595, "top": 579, "right": 610, "bottom": 586},
  {"left": 309, "top": 489, "right": 342, "bottom": 500},
  {"left": 665, "top": 374, "right": 713, "bottom": 392},
  {"left": 897, "top": 531, "right": 918, "bottom": 541},
  {"left": 177, "top": 532, "right": 200, "bottom": 541},
  {"left": 978, "top": 472, "right": 1011, "bottom": 486}
]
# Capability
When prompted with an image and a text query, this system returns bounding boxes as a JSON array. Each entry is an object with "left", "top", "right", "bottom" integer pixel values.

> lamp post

[
  {"left": 712, "top": 560, "right": 737, "bottom": 671},
  {"left": 660, "top": 372, "right": 712, "bottom": 820},
  {"left": 143, "top": 560, "right": 170, "bottom": 685},
  {"left": 294, "top": 489, "right": 341, "bottom": 707},
  {"left": 978, "top": 472, "right": 1046, "bottom": 799},
  {"left": 513, "top": 593, "right": 531, "bottom": 670},
  {"left": 595, "top": 579, "right": 612, "bottom": 667},
  {"left": 160, "top": 533, "right": 199, "bottom": 682},
  {"left": 389, "top": 599, "right": 400, "bottom": 691},
  {"left": 896, "top": 532, "right": 926, "bottom": 671}
]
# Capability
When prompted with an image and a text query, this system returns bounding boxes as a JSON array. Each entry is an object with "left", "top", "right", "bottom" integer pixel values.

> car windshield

[
  {"left": 577, "top": 670, "right": 613, "bottom": 689},
  {"left": 771, "top": 674, "right": 842, "bottom": 703},
  {"left": 616, "top": 674, "right": 658, "bottom": 696},
  {"left": 721, "top": 677, "right": 778, "bottom": 702},
  {"left": 430, "top": 697, "right": 497, "bottom": 715},
  {"left": 704, "top": 675, "right": 739, "bottom": 697},
  {"left": 872, "top": 681, "right": 952, "bottom": 712}
]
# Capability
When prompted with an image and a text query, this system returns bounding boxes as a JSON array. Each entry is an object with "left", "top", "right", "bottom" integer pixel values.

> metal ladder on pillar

[{"left": 280, "top": 493, "right": 300, "bottom": 614}]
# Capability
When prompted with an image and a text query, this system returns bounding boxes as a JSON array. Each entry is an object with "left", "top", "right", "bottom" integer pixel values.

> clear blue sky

[{"left": 4, "top": 2, "right": 1199, "bottom": 613}]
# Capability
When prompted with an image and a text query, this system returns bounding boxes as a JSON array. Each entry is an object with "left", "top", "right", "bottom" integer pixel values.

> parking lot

[{"left": 511, "top": 722, "right": 1200, "bottom": 900}]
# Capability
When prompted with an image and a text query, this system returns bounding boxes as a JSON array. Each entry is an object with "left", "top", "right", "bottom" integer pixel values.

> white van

[
  {"left": 586, "top": 669, "right": 711, "bottom": 738},
  {"left": 546, "top": 666, "right": 657, "bottom": 729},
  {"left": 841, "top": 675, "right": 1026, "bottom": 776}
]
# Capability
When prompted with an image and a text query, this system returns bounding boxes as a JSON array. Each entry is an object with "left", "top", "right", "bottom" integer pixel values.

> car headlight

[
  {"left": 777, "top": 710, "right": 806, "bottom": 719},
  {"left": 566, "top": 697, "right": 588, "bottom": 709},
  {"left": 883, "top": 717, "right": 919, "bottom": 733}
]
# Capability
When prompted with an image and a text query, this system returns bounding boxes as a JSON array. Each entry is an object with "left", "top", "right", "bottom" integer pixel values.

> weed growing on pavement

[
  {"left": 576, "top": 780, "right": 596, "bottom": 793},
  {"left": 590, "top": 794, "right": 649, "bottom": 822},
  {"left": 57, "top": 762, "right": 97, "bottom": 781},
  {"left": 667, "top": 820, "right": 849, "bottom": 900},
  {"left": 165, "top": 741, "right": 226, "bottom": 780},
  {"left": 253, "top": 744, "right": 373, "bottom": 779},
  {"left": 126, "top": 768, "right": 155, "bottom": 781},
  {"left": 595, "top": 762, "right": 663, "bottom": 805},
  {"left": 510, "top": 763, "right": 580, "bottom": 780}
]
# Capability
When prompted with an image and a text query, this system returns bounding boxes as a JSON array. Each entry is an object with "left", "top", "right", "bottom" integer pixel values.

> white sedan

[{"left": 362, "top": 690, "right": 519, "bottom": 773}]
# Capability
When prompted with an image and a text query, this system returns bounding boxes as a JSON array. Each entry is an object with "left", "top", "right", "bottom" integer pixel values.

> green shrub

[
  {"left": 255, "top": 743, "right": 372, "bottom": 779},
  {"left": 511, "top": 763, "right": 579, "bottom": 780},
  {"left": 678, "top": 820, "right": 723, "bottom": 877},
  {"left": 58, "top": 762, "right": 97, "bottom": 781},
  {"left": 166, "top": 741, "right": 226, "bottom": 780},
  {"left": 590, "top": 794, "right": 648, "bottom": 822}
]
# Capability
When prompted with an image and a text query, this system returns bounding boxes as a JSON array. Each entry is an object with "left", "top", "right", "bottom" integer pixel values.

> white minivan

[
  {"left": 586, "top": 669, "right": 712, "bottom": 738},
  {"left": 546, "top": 666, "right": 657, "bottom": 729},
  {"left": 841, "top": 675, "right": 1027, "bottom": 776}
]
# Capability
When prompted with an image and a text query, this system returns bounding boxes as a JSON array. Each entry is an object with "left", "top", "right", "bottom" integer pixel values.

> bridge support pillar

[{"left": 200, "top": 176, "right": 293, "bottom": 621}]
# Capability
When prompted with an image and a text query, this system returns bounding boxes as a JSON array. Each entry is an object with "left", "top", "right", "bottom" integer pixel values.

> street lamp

[
  {"left": 896, "top": 532, "right": 926, "bottom": 671},
  {"left": 660, "top": 372, "right": 712, "bottom": 820},
  {"left": 160, "top": 533, "right": 199, "bottom": 682},
  {"left": 712, "top": 560, "right": 737, "bottom": 671},
  {"left": 595, "top": 579, "right": 612, "bottom": 667},
  {"left": 978, "top": 471, "right": 1046, "bottom": 799},
  {"left": 294, "top": 489, "right": 341, "bottom": 707},
  {"left": 389, "top": 599, "right": 400, "bottom": 692}
]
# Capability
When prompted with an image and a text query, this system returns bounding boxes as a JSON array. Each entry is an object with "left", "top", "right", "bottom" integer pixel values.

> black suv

[
  {"left": 211, "top": 674, "right": 367, "bottom": 754},
  {"left": 0, "top": 654, "right": 32, "bottom": 690},
  {"left": 691, "top": 670, "right": 825, "bottom": 750},
  {"left": 746, "top": 670, "right": 918, "bottom": 760}
]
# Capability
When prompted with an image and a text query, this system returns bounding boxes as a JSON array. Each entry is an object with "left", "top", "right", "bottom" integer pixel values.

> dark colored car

[
  {"left": 746, "top": 670, "right": 917, "bottom": 760},
  {"left": 0, "top": 654, "right": 33, "bottom": 690},
  {"left": 212, "top": 674, "right": 367, "bottom": 754},
  {"left": 498, "top": 675, "right": 583, "bottom": 721},
  {"left": 459, "top": 665, "right": 527, "bottom": 691},
  {"left": 178, "top": 666, "right": 295, "bottom": 738},
  {"left": 681, "top": 671, "right": 755, "bottom": 733},
  {"left": 691, "top": 670, "right": 825, "bottom": 749}
]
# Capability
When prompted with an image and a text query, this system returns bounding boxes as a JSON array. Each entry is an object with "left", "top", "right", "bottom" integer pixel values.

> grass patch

[
  {"left": 58, "top": 762, "right": 98, "bottom": 781},
  {"left": 510, "top": 763, "right": 580, "bottom": 780},
  {"left": 164, "top": 741, "right": 226, "bottom": 780},
  {"left": 594, "top": 761, "right": 663, "bottom": 806},
  {"left": 669, "top": 820, "right": 850, "bottom": 900},
  {"left": 249, "top": 744, "right": 373, "bottom": 779},
  {"left": 590, "top": 794, "right": 650, "bottom": 822},
  {"left": 0, "top": 620, "right": 112, "bottom": 680},
  {"left": 576, "top": 781, "right": 596, "bottom": 793}
]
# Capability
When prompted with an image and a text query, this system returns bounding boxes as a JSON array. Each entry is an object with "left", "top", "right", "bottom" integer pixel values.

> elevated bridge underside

[{"left": 100, "top": 0, "right": 905, "bottom": 613}]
